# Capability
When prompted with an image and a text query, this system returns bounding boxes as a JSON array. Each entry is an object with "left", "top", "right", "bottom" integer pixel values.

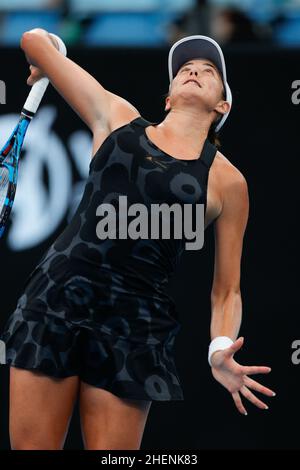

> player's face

[{"left": 166, "top": 58, "right": 225, "bottom": 114}]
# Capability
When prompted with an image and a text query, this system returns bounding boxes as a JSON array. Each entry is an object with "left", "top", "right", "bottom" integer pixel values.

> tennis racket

[{"left": 0, "top": 33, "right": 67, "bottom": 239}]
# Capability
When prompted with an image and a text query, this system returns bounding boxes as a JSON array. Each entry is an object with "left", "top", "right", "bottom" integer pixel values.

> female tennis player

[{"left": 0, "top": 30, "right": 275, "bottom": 450}]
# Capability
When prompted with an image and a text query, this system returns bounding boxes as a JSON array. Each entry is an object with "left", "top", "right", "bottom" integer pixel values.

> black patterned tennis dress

[{"left": 0, "top": 116, "right": 217, "bottom": 401}]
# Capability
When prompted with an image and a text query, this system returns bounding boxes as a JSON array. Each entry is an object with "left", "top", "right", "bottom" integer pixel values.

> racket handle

[
  {"left": 48, "top": 33, "right": 67, "bottom": 57},
  {"left": 22, "top": 34, "right": 67, "bottom": 116},
  {"left": 23, "top": 77, "right": 49, "bottom": 115}
]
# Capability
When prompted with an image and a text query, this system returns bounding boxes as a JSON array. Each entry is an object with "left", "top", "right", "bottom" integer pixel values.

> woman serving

[{"left": 1, "top": 31, "right": 275, "bottom": 450}]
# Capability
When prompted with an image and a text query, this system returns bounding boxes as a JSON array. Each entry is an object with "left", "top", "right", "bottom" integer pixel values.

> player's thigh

[
  {"left": 9, "top": 366, "right": 80, "bottom": 449},
  {"left": 79, "top": 381, "right": 152, "bottom": 450}
]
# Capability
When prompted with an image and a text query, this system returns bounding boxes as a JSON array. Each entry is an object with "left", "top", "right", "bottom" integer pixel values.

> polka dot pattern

[{"left": 0, "top": 117, "right": 217, "bottom": 401}]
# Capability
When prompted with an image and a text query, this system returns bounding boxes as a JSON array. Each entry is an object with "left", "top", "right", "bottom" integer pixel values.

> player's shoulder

[
  {"left": 214, "top": 149, "right": 248, "bottom": 191},
  {"left": 106, "top": 91, "right": 141, "bottom": 132}
]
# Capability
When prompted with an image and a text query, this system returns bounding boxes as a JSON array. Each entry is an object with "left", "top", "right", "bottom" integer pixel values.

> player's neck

[{"left": 159, "top": 108, "right": 211, "bottom": 145}]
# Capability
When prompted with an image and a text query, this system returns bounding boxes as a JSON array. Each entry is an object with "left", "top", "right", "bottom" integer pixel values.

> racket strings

[
  {"left": 0, "top": 98, "right": 37, "bottom": 238},
  {"left": 0, "top": 164, "right": 9, "bottom": 208}
]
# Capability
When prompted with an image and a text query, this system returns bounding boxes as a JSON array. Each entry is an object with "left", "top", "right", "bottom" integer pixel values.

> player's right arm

[{"left": 21, "top": 29, "right": 140, "bottom": 148}]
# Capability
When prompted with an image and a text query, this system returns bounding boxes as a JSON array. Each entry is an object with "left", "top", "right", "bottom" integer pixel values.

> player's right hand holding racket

[
  {"left": 25, "top": 29, "right": 65, "bottom": 86},
  {"left": 0, "top": 32, "right": 66, "bottom": 240}
]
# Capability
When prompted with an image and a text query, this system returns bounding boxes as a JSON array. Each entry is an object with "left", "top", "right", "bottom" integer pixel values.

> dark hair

[{"left": 163, "top": 88, "right": 226, "bottom": 149}]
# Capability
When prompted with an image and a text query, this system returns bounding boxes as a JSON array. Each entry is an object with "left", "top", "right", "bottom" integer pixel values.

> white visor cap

[{"left": 168, "top": 35, "right": 232, "bottom": 132}]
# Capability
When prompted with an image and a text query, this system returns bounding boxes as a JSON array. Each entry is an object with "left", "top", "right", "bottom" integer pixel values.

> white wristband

[{"left": 208, "top": 336, "right": 234, "bottom": 366}]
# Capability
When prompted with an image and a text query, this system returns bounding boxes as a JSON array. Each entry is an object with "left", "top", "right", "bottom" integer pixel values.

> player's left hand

[{"left": 210, "top": 336, "right": 276, "bottom": 415}]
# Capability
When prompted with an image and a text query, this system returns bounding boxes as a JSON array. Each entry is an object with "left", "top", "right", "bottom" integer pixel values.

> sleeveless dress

[{"left": 0, "top": 116, "right": 217, "bottom": 401}]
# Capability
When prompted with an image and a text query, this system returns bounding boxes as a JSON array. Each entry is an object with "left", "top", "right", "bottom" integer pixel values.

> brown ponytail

[{"left": 208, "top": 122, "right": 221, "bottom": 149}]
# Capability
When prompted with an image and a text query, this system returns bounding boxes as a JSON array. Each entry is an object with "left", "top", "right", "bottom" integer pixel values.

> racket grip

[
  {"left": 23, "top": 77, "right": 49, "bottom": 115},
  {"left": 48, "top": 33, "right": 67, "bottom": 57},
  {"left": 22, "top": 34, "right": 67, "bottom": 115}
]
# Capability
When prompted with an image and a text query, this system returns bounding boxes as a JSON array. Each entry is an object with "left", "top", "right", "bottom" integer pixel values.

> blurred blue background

[{"left": 1, "top": 0, "right": 300, "bottom": 47}]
